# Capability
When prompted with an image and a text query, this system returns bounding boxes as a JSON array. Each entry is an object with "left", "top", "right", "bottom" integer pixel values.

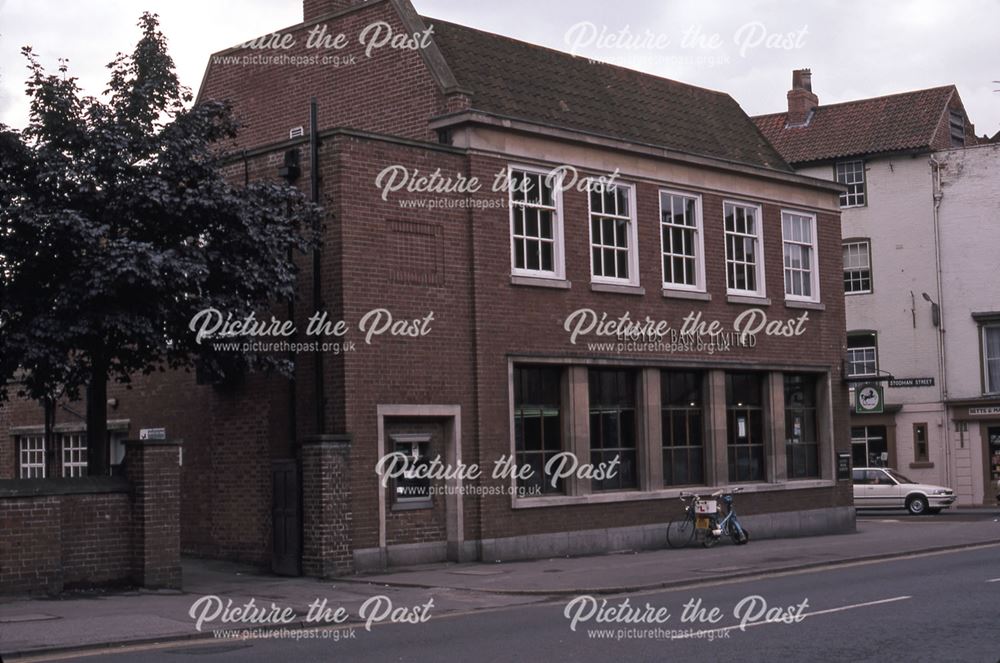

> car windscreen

[{"left": 886, "top": 469, "right": 914, "bottom": 484}]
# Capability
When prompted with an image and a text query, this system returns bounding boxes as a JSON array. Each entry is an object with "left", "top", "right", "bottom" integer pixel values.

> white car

[{"left": 852, "top": 467, "right": 957, "bottom": 515}]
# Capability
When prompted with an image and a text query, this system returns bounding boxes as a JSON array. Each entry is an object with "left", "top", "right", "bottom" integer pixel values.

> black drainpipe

[{"left": 310, "top": 98, "right": 326, "bottom": 436}]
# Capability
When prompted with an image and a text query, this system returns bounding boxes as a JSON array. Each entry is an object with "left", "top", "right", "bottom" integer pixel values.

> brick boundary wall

[{"left": 0, "top": 439, "right": 182, "bottom": 596}]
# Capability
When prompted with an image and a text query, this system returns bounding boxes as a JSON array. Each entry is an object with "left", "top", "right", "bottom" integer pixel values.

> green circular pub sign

[{"left": 856, "top": 384, "right": 884, "bottom": 414}]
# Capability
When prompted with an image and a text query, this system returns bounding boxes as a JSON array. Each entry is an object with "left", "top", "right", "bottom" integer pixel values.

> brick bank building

[{"left": 1, "top": 0, "right": 853, "bottom": 587}]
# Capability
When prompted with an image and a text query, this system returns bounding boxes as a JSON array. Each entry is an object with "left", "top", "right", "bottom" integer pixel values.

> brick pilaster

[
  {"left": 126, "top": 439, "right": 182, "bottom": 589},
  {"left": 301, "top": 434, "right": 353, "bottom": 577}
]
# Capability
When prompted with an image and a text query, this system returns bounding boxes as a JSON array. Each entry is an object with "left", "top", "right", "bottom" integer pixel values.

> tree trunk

[
  {"left": 43, "top": 397, "right": 55, "bottom": 478},
  {"left": 86, "top": 353, "right": 108, "bottom": 476}
]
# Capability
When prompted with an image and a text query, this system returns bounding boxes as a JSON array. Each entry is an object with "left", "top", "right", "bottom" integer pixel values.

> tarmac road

[{"left": 34, "top": 544, "right": 1000, "bottom": 663}]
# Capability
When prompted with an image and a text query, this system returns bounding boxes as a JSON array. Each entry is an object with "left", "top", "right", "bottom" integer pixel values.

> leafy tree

[{"left": 0, "top": 14, "right": 320, "bottom": 474}]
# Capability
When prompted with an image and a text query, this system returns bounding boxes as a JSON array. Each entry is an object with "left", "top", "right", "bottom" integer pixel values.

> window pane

[
  {"left": 526, "top": 240, "right": 540, "bottom": 270},
  {"left": 661, "top": 371, "right": 704, "bottom": 486},
  {"left": 525, "top": 208, "right": 539, "bottom": 236},
  {"left": 514, "top": 366, "right": 564, "bottom": 494},
  {"left": 785, "top": 374, "right": 819, "bottom": 478},
  {"left": 539, "top": 211, "right": 552, "bottom": 239},
  {"left": 541, "top": 242, "right": 553, "bottom": 272},
  {"left": 726, "top": 373, "right": 765, "bottom": 482},
  {"left": 590, "top": 369, "right": 638, "bottom": 490}
]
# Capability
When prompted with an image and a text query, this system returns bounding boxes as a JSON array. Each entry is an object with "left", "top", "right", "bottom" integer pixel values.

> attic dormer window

[{"left": 949, "top": 110, "right": 965, "bottom": 147}]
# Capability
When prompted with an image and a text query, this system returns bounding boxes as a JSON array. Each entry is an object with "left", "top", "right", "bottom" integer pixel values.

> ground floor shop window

[
  {"left": 510, "top": 362, "right": 836, "bottom": 502},
  {"left": 851, "top": 425, "right": 887, "bottom": 467},
  {"left": 726, "top": 372, "right": 765, "bottom": 482},
  {"left": 661, "top": 370, "right": 704, "bottom": 486},
  {"left": 589, "top": 368, "right": 638, "bottom": 491},
  {"left": 513, "top": 366, "right": 564, "bottom": 494},
  {"left": 785, "top": 374, "right": 819, "bottom": 478}
]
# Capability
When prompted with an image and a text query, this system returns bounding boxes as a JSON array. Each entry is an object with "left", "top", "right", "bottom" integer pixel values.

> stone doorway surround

[{"left": 373, "top": 404, "right": 468, "bottom": 567}]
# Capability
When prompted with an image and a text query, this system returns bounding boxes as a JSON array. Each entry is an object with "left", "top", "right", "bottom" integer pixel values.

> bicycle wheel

[
  {"left": 729, "top": 520, "right": 750, "bottom": 545},
  {"left": 666, "top": 516, "right": 696, "bottom": 548}
]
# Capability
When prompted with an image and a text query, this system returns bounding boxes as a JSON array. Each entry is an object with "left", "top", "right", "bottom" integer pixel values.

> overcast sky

[{"left": 1, "top": 0, "right": 997, "bottom": 136}]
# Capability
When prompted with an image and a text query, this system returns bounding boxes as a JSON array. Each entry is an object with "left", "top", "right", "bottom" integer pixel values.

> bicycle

[
  {"left": 666, "top": 491, "right": 715, "bottom": 548},
  {"left": 703, "top": 488, "right": 750, "bottom": 548}
]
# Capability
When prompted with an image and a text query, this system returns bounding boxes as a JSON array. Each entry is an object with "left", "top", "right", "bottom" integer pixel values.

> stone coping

[{"left": 0, "top": 477, "right": 131, "bottom": 498}]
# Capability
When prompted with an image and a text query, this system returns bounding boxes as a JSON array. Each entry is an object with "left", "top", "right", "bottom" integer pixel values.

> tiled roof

[
  {"left": 752, "top": 86, "right": 957, "bottom": 165},
  {"left": 426, "top": 18, "right": 792, "bottom": 172}
]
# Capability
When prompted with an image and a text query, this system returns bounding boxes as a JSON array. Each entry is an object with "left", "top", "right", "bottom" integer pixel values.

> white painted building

[
  {"left": 755, "top": 71, "right": 999, "bottom": 505},
  {"left": 935, "top": 142, "right": 1000, "bottom": 505}
]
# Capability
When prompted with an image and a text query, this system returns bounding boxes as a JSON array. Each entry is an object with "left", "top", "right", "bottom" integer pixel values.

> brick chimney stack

[
  {"left": 304, "top": 0, "right": 373, "bottom": 22},
  {"left": 787, "top": 68, "right": 819, "bottom": 126}
]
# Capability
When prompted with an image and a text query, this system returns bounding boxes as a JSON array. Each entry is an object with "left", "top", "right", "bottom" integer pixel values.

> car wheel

[{"left": 906, "top": 495, "right": 928, "bottom": 515}]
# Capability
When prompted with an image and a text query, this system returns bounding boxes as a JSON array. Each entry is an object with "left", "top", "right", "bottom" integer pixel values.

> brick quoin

[{"left": 0, "top": 0, "right": 853, "bottom": 578}]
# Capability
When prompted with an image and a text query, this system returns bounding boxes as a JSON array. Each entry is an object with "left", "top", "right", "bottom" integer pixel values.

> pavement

[{"left": 2, "top": 512, "right": 1000, "bottom": 659}]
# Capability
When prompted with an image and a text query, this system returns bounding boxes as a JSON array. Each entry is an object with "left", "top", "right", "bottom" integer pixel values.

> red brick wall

[
  {"left": 0, "top": 441, "right": 181, "bottom": 595},
  {"left": 61, "top": 492, "right": 132, "bottom": 588},
  {"left": 332, "top": 140, "right": 851, "bottom": 546},
  {"left": 463, "top": 152, "right": 850, "bottom": 540},
  {"left": 197, "top": 1, "right": 464, "bottom": 151},
  {"left": 332, "top": 134, "right": 477, "bottom": 550},
  {"left": 0, "top": 495, "right": 63, "bottom": 594},
  {"left": 0, "top": 369, "right": 281, "bottom": 566}
]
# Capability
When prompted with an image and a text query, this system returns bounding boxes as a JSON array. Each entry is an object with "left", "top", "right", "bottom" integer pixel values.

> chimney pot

[{"left": 792, "top": 68, "right": 813, "bottom": 92}]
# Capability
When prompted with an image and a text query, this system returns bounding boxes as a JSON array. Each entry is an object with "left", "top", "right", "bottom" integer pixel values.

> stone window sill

[
  {"left": 726, "top": 294, "right": 771, "bottom": 306},
  {"left": 591, "top": 282, "right": 645, "bottom": 296},
  {"left": 391, "top": 500, "right": 433, "bottom": 512},
  {"left": 510, "top": 275, "right": 571, "bottom": 290},
  {"left": 785, "top": 300, "right": 826, "bottom": 311},
  {"left": 908, "top": 462, "right": 934, "bottom": 470},
  {"left": 663, "top": 289, "right": 712, "bottom": 302}
]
